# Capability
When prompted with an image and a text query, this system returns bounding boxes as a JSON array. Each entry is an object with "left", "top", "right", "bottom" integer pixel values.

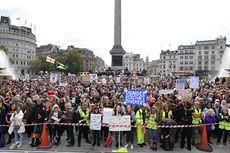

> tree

[
  {"left": 0, "top": 45, "right": 8, "bottom": 53},
  {"left": 60, "top": 50, "right": 83, "bottom": 74},
  {"left": 30, "top": 56, "right": 55, "bottom": 73}
]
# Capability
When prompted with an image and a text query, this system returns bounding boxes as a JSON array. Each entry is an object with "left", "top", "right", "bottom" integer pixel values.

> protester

[
  {"left": 217, "top": 108, "right": 230, "bottom": 145},
  {"left": 204, "top": 108, "right": 216, "bottom": 144},
  {"left": 8, "top": 104, "right": 25, "bottom": 149}
]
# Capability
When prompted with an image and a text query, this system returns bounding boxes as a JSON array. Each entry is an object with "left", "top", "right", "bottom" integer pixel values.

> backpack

[{"left": 0, "top": 134, "right": 5, "bottom": 148}]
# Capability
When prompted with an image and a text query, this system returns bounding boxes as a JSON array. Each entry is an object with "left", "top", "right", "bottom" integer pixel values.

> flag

[
  {"left": 56, "top": 61, "right": 67, "bottom": 70},
  {"left": 24, "top": 19, "right": 27, "bottom": 25},
  {"left": 46, "top": 56, "right": 56, "bottom": 64}
]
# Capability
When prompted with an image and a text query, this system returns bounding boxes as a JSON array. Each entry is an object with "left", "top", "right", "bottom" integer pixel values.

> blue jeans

[{"left": 14, "top": 130, "right": 23, "bottom": 144}]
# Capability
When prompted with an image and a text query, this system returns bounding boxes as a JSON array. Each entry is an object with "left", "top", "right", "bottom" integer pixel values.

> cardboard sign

[
  {"left": 59, "top": 81, "right": 68, "bottom": 87},
  {"left": 124, "top": 90, "right": 147, "bottom": 106},
  {"left": 90, "top": 114, "right": 102, "bottom": 130},
  {"left": 176, "top": 79, "right": 186, "bottom": 91},
  {"left": 50, "top": 73, "right": 58, "bottom": 83},
  {"left": 103, "top": 108, "right": 113, "bottom": 124},
  {"left": 109, "top": 115, "right": 131, "bottom": 131},
  {"left": 190, "top": 77, "right": 199, "bottom": 89},
  {"left": 159, "top": 89, "right": 174, "bottom": 95},
  {"left": 177, "top": 90, "right": 192, "bottom": 101}
]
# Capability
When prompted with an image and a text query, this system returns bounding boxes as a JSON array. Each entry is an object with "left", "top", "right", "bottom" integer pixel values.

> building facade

[
  {"left": 0, "top": 16, "right": 36, "bottom": 77},
  {"left": 123, "top": 52, "right": 145, "bottom": 72},
  {"left": 159, "top": 50, "right": 177, "bottom": 76},
  {"left": 95, "top": 56, "right": 106, "bottom": 72},
  {"left": 36, "top": 44, "right": 60, "bottom": 57},
  {"left": 147, "top": 59, "right": 160, "bottom": 76},
  {"left": 67, "top": 46, "right": 96, "bottom": 72},
  {"left": 157, "top": 36, "right": 227, "bottom": 76}
]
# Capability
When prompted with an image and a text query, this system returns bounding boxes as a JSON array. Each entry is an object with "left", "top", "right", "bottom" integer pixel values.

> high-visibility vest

[
  {"left": 192, "top": 108, "right": 202, "bottom": 125},
  {"left": 136, "top": 109, "right": 143, "bottom": 126},
  {"left": 78, "top": 109, "right": 89, "bottom": 124},
  {"left": 219, "top": 115, "right": 230, "bottom": 130},
  {"left": 147, "top": 114, "right": 158, "bottom": 130},
  {"left": 162, "top": 111, "right": 172, "bottom": 120}
]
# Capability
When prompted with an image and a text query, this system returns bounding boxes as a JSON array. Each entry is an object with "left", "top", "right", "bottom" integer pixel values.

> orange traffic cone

[
  {"left": 38, "top": 123, "right": 52, "bottom": 149},
  {"left": 196, "top": 125, "right": 213, "bottom": 152}
]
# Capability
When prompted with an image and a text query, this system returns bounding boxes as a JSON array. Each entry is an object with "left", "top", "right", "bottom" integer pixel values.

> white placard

[
  {"left": 176, "top": 79, "right": 186, "bottom": 91},
  {"left": 109, "top": 115, "right": 131, "bottom": 131},
  {"left": 59, "top": 81, "right": 68, "bottom": 87},
  {"left": 50, "top": 73, "right": 58, "bottom": 83},
  {"left": 101, "top": 78, "right": 107, "bottom": 85},
  {"left": 190, "top": 77, "right": 199, "bottom": 89},
  {"left": 90, "top": 114, "right": 102, "bottom": 130},
  {"left": 159, "top": 89, "right": 174, "bottom": 95},
  {"left": 144, "top": 77, "right": 150, "bottom": 85},
  {"left": 116, "top": 77, "right": 121, "bottom": 84},
  {"left": 103, "top": 108, "right": 113, "bottom": 124},
  {"left": 89, "top": 74, "right": 98, "bottom": 82}
]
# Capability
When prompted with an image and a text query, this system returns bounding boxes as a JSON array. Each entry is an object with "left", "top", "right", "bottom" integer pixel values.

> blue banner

[{"left": 124, "top": 90, "right": 147, "bottom": 106}]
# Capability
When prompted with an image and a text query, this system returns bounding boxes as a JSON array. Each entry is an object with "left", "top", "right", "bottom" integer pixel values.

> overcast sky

[{"left": 1, "top": 0, "right": 230, "bottom": 65}]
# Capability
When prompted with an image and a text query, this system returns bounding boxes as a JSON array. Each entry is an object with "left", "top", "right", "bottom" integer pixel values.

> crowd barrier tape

[{"left": 0, "top": 122, "right": 221, "bottom": 129}]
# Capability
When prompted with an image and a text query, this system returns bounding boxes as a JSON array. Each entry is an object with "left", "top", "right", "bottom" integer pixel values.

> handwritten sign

[
  {"left": 103, "top": 108, "right": 113, "bottom": 124},
  {"left": 124, "top": 90, "right": 147, "bottom": 106},
  {"left": 190, "top": 77, "right": 199, "bottom": 89},
  {"left": 109, "top": 115, "right": 131, "bottom": 131},
  {"left": 90, "top": 114, "right": 102, "bottom": 130},
  {"left": 159, "top": 89, "right": 174, "bottom": 95},
  {"left": 176, "top": 79, "right": 186, "bottom": 91}
]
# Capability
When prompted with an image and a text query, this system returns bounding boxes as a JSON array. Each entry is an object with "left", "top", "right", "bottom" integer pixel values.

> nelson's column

[{"left": 110, "top": 0, "right": 126, "bottom": 70}]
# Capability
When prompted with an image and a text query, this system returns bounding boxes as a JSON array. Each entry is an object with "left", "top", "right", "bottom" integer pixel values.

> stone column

[{"left": 114, "top": 0, "right": 121, "bottom": 46}]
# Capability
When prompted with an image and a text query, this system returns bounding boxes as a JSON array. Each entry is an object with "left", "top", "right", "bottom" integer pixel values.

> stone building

[{"left": 0, "top": 16, "right": 36, "bottom": 77}]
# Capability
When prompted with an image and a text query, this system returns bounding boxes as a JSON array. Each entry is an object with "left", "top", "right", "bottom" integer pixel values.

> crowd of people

[{"left": 0, "top": 72, "right": 229, "bottom": 151}]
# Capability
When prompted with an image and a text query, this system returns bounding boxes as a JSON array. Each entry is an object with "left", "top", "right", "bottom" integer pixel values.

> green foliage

[
  {"left": 62, "top": 50, "right": 83, "bottom": 74},
  {"left": 30, "top": 56, "right": 55, "bottom": 72},
  {"left": 0, "top": 45, "right": 8, "bottom": 53},
  {"left": 29, "top": 49, "right": 83, "bottom": 74}
]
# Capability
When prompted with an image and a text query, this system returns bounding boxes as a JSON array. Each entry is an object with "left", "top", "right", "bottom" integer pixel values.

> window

[
  {"left": 205, "top": 61, "right": 208, "bottom": 65},
  {"left": 16, "top": 61, "right": 18, "bottom": 64},
  {"left": 16, "top": 54, "right": 18, "bottom": 58},
  {"left": 212, "top": 51, "right": 215, "bottom": 54},
  {"left": 189, "top": 56, "right": 193, "bottom": 59},
  {"left": 220, "top": 46, "right": 223, "bottom": 49},
  {"left": 189, "top": 66, "right": 193, "bottom": 70},
  {"left": 211, "top": 66, "right": 215, "bottom": 70},
  {"left": 180, "top": 56, "right": 183, "bottom": 59},
  {"left": 211, "top": 61, "right": 215, "bottom": 65},
  {"left": 173, "top": 65, "right": 176, "bottom": 69},
  {"left": 198, "top": 61, "right": 202, "bottom": 65},
  {"left": 198, "top": 66, "right": 202, "bottom": 70},
  {"left": 180, "top": 61, "right": 183, "bottom": 64},
  {"left": 21, "top": 61, "right": 23, "bottom": 65},
  {"left": 185, "top": 56, "right": 188, "bottom": 59},
  {"left": 198, "top": 56, "right": 202, "bottom": 60},
  {"left": 189, "top": 61, "right": 193, "bottom": 64},
  {"left": 204, "top": 46, "right": 209, "bottom": 50},
  {"left": 204, "top": 56, "right": 208, "bottom": 60},
  {"left": 204, "top": 66, "right": 208, "bottom": 70},
  {"left": 211, "top": 55, "right": 215, "bottom": 60},
  {"left": 185, "top": 67, "right": 188, "bottom": 70},
  {"left": 199, "top": 46, "right": 201, "bottom": 50},
  {"left": 204, "top": 51, "right": 209, "bottom": 54},
  {"left": 185, "top": 61, "right": 188, "bottom": 65},
  {"left": 219, "top": 50, "right": 224, "bottom": 54},
  {"left": 212, "top": 46, "right": 215, "bottom": 49},
  {"left": 199, "top": 51, "right": 202, "bottom": 55},
  {"left": 180, "top": 66, "right": 183, "bottom": 70}
]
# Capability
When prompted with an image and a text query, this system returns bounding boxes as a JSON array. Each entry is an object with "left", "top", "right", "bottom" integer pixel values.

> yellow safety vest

[
  {"left": 147, "top": 114, "right": 158, "bottom": 130},
  {"left": 162, "top": 111, "right": 172, "bottom": 120},
  {"left": 79, "top": 109, "right": 90, "bottom": 124},
  {"left": 192, "top": 108, "right": 202, "bottom": 125},
  {"left": 136, "top": 109, "right": 143, "bottom": 126},
  {"left": 219, "top": 115, "right": 230, "bottom": 130}
]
